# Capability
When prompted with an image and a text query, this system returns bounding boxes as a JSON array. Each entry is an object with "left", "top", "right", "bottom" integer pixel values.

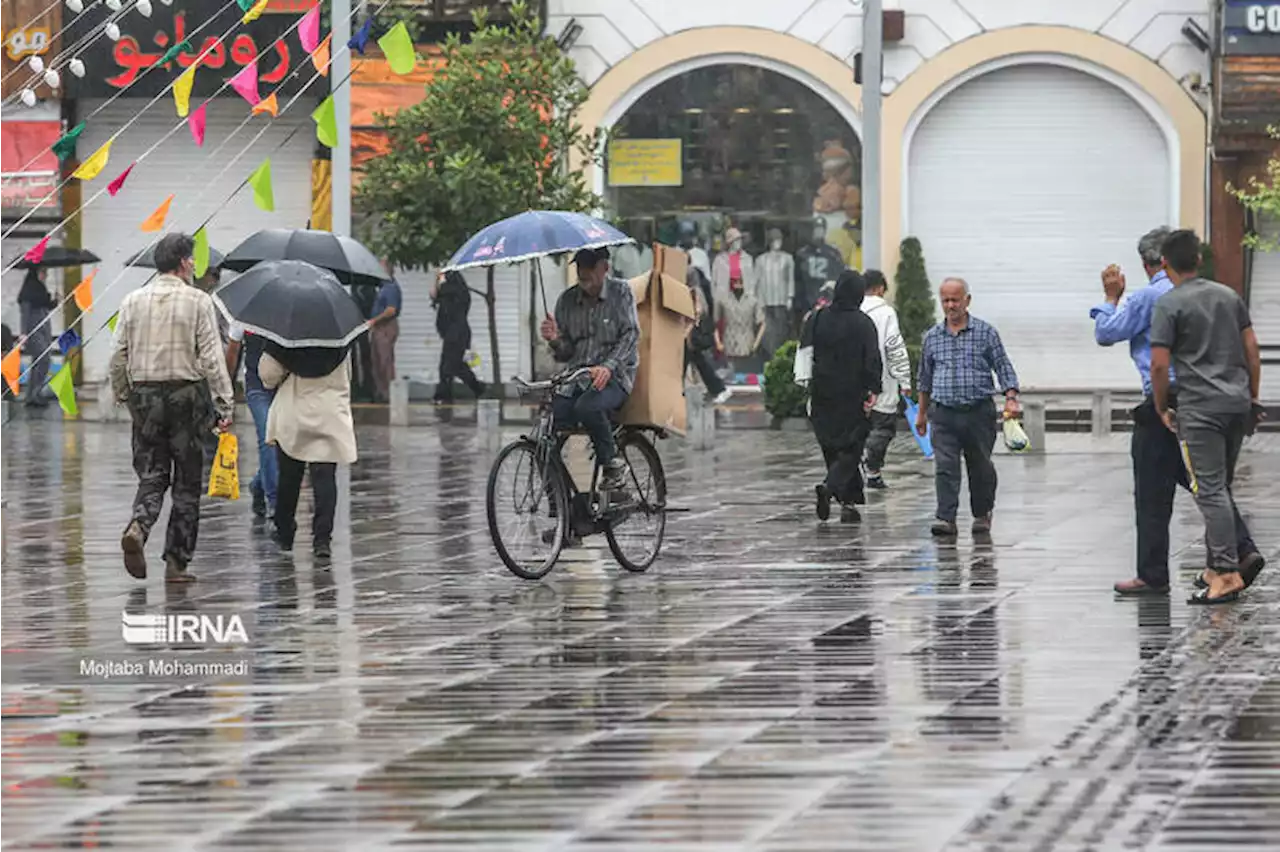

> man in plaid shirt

[{"left": 915, "top": 278, "right": 1020, "bottom": 537}]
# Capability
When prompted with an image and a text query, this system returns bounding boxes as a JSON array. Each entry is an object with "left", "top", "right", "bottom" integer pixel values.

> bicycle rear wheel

[
  {"left": 487, "top": 440, "right": 568, "bottom": 580},
  {"left": 605, "top": 432, "right": 667, "bottom": 572}
]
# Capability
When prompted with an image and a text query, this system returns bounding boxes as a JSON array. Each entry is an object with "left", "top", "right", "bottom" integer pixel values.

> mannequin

[
  {"left": 711, "top": 226, "right": 755, "bottom": 304},
  {"left": 714, "top": 273, "right": 766, "bottom": 377},
  {"left": 754, "top": 227, "right": 795, "bottom": 359},
  {"left": 827, "top": 186, "right": 863, "bottom": 270},
  {"left": 612, "top": 220, "right": 655, "bottom": 280},
  {"left": 679, "top": 220, "right": 712, "bottom": 293},
  {"left": 794, "top": 217, "right": 845, "bottom": 318}
]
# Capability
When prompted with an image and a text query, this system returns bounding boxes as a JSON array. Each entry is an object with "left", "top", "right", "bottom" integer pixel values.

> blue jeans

[
  {"left": 246, "top": 389, "right": 277, "bottom": 509},
  {"left": 551, "top": 379, "right": 628, "bottom": 465}
]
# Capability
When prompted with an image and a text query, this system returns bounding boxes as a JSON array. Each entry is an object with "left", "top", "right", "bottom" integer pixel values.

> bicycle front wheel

[
  {"left": 605, "top": 432, "right": 667, "bottom": 573},
  {"left": 486, "top": 440, "right": 568, "bottom": 580}
]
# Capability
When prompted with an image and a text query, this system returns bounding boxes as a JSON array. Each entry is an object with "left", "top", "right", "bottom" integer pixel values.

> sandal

[
  {"left": 1187, "top": 585, "right": 1242, "bottom": 606},
  {"left": 1195, "top": 552, "right": 1266, "bottom": 590}
]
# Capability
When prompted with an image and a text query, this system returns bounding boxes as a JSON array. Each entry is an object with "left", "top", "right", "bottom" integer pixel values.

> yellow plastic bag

[
  {"left": 1002, "top": 416, "right": 1030, "bottom": 453},
  {"left": 207, "top": 433, "right": 240, "bottom": 500}
]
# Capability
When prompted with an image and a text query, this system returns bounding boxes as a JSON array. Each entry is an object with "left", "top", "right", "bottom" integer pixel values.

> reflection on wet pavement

[{"left": 2, "top": 421, "right": 1278, "bottom": 850}]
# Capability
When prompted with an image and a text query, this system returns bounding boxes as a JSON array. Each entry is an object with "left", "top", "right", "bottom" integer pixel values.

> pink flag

[
  {"left": 188, "top": 103, "right": 207, "bottom": 146},
  {"left": 299, "top": 6, "right": 321, "bottom": 53},
  {"left": 107, "top": 162, "right": 135, "bottom": 196},
  {"left": 229, "top": 61, "right": 260, "bottom": 106},
  {"left": 24, "top": 236, "right": 50, "bottom": 264}
]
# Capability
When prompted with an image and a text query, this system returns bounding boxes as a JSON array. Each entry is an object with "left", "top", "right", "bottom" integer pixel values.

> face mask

[
  {"left": 769, "top": 239, "right": 782, "bottom": 251},
  {"left": 730, "top": 239, "right": 742, "bottom": 252}
]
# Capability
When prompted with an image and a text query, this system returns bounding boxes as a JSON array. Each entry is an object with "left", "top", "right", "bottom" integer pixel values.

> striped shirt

[
  {"left": 917, "top": 315, "right": 1019, "bottom": 408},
  {"left": 109, "top": 274, "right": 234, "bottom": 418},
  {"left": 754, "top": 250, "right": 795, "bottom": 308},
  {"left": 549, "top": 276, "right": 640, "bottom": 394}
]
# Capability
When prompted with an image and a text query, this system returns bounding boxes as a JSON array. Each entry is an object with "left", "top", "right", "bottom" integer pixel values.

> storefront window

[{"left": 606, "top": 64, "right": 862, "bottom": 274}]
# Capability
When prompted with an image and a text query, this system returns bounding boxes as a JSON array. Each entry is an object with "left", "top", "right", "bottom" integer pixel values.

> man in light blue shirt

[{"left": 1093, "top": 227, "right": 1259, "bottom": 596}]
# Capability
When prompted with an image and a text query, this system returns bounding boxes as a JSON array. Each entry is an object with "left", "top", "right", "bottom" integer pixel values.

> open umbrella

[
  {"left": 223, "top": 229, "right": 389, "bottom": 287},
  {"left": 126, "top": 243, "right": 225, "bottom": 270},
  {"left": 14, "top": 246, "right": 100, "bottom": 269},
  {"left": 213, "top": 260, "right": 368, "bottom": 350},
  {"left": 443, "top": 210, "right": 630, "bottom": 272}
]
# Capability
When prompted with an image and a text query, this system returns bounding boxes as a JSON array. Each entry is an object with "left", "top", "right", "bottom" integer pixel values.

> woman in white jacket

[
  {"left": 259, "top": 349, "right": 357, "bottom": 558},
  {"left": 860, "top": 270, "right": 913, "bottom": 488}
]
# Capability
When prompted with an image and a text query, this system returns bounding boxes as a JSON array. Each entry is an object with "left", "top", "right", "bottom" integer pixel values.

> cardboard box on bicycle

[{"left": 619, "top": 243, "right": 697, "bottom": 436}]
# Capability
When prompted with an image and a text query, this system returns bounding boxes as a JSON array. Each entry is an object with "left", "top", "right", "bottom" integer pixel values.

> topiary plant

[
  {"left": 894, "top": 236, "right": 936, "bottom": 383},
  {"left": 763, "top": 339, "right": 809, "bottom": 421}
]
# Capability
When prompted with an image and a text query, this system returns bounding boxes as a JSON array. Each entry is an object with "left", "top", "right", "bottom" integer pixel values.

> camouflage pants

[{"left": 127, "top": 382, "right": 210, "bottom": 565}]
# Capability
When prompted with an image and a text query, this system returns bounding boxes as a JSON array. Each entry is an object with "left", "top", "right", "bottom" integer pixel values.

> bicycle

[{"left": 485, "top": 367, "right": 669, "bottom": 580}]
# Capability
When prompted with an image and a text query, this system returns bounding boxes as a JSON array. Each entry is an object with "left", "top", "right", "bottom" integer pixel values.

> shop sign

[
  {"left": 64, "top": 0, "right": 320, "bottom": 98},
  {"left": 4, "top": 26, "right": 51, "bottom": 61},
  {"left": 1, "top": 120, "right": 62, "bottom": 215},
  {"left": 1224, "top": 0, "right": 1280, "bottom": 55},
  {"left": 608, "top": 139, "right": 682, "bottom": 187}
]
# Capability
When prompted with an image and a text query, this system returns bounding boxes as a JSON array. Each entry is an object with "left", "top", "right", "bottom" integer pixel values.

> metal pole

[
  {"left": 861, "top": 0, "right": 882, "bottom": 271},
  {"left": 331, "top": 0, "right": 354, "bottom": 237}
]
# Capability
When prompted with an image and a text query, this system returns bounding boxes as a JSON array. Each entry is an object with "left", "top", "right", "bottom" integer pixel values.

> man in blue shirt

[
  {"left": 1093, "top": 227, "right": 1259, "bottom": 596},
  {"left": 915, "top": 278, "right": 1020, "bottom": 537},
  {"left": 369, "top": 270, "right": 402, "bottom": 403}
]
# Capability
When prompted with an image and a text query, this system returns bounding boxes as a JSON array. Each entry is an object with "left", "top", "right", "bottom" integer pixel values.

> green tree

[
  {"left": 893, "top": 236, "right": 935, "bottom": 384},
  {"left": 356, "top": 0, "right": 605, "bottom": 385},
  {"left": 1232, "top": 126, "right": 1279, "bottom": 254},
  {"left": 763, "top": 340, "right": 808, "bottom": 422}
]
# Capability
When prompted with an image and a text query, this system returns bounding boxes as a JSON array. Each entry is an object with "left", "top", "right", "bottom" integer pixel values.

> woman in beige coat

[{"left": 259, "top": 352, "right": 357, "bottom": 558}]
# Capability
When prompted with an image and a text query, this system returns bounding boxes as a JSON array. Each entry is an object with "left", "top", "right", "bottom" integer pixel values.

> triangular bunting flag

[
  {"left": 107, "top": 162, "right": 134, "bottom": 196},
  {"left": 106, "top": 311, "right": 119, "bottom": 333},
  {"left": 51, "top": 122, "right": 85, "bottom": 163},
  {"left": 57, "top": 329, "right": 81, "bottom": 356},
  {"left": 311, "top": 34, "right": 331, "bottom": 76},
  {"left": 2, "top": 348, "right": 20, "bottom": 396},
  {"left": 173, "top": 63, "right": 196, "bottom": 117},
  {"left": 229, "top": 61, "right": 260, "bottom": 105},
  {"left": 248, "top": 159, "right": 274, "bottom": 212},
  {"left": 378, "top": 22, "right": 416, "bottom": 75},
  {"left": 299, "top": 5, "right": 321, "bottom": 53},
  {"left": 72, "top": 270, "right": 95, "bottom": 310},
  {"left": 188, "top": 104, "right": 206, "bottom": 146},
  {"left": 242, "top": 0, "right": 268, "bottom": 23},
  {"left": 72, "top": 139, "right": 111, "bottom": 181},
  {"left": 348, "top": 17, "right": 373, "bottom": 54},
  {"left": 49, "top": 367, "right": 78, "bottom": 418},
  {"left": 141, "top": 194, "right": 174, "bottom": 232},
  {"left": 193, "top": 227, "right": 210, "bottom": 278},
  {"left": 234, "top": 0, "right": 254, "bottom": 11},
  {"left": 251, "top": 92, "right": 278, "bottom": 117},
  {"left": 24, "top": 236, "right": 50, "bottom": 264},
  {"left": 312, "top": 95, "right": 337, "bottom": 148},
  {"left": 159, "top": 38, "right": 192, "bottom": 67}
]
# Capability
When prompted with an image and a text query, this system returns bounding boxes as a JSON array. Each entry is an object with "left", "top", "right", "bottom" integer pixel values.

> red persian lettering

[{"left": 260, "top": 40, "right": 289, "bottom": 83}]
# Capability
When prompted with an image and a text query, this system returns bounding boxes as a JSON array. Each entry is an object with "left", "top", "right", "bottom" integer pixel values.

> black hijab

[
  {"left": 18, "top": 268, "right": 53, "bottom": 310},
  {"left": 830, "top": 269, "right": 867, "bottom": 311}
]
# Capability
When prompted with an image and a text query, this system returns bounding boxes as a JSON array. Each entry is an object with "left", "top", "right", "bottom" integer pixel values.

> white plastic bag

[
  {"left": 793, "top": 345, "right": 813, "bottom": 385},
  {"left": 1002, "top": 417, "right": 1030, "bottom": 452}
]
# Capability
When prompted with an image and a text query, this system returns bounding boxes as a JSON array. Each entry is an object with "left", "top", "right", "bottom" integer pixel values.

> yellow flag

[
  {"left": 242, "top": 0, "right": 268, "bottom": 23},
  {"left": 248, "top": 159, "right": 274, "bottom": 212},
  {"left": 173, "top": 64, "right": 196, "bottom": 117},
  {"left": 378, "top": 22, "right": 416, "bottom": 75},
  {"left": 49, "top": 367, "right": 78, "bottom": 418},
  {"left": 141, "top": 194, "right": 174, "bottom": 232},
  {"left": 73, "top": 270, "right": 95, "bottom": 311},
  {"left": 72, "top": 140, "right": 111, "bottom": 181}
]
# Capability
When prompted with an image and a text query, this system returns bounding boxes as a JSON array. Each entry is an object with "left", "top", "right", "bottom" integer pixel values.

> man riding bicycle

[{"left": 539, "top": 247, "right": 641, "bottom": 491}]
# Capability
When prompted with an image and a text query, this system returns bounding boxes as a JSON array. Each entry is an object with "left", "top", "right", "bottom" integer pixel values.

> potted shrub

[{"left": 763, "top": 340, "right": 810, "bottom": 430}]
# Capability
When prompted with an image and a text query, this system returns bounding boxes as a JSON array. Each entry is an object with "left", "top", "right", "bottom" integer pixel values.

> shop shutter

[
  {"left": 906, "top": 64, "right": 1170, "bottom": 391},
  {"left": 1249, "top": 214, "right": 1280, "bottom": 402},
  {"left": 75, "top": 99, "right": 315, "bottom": 384}
]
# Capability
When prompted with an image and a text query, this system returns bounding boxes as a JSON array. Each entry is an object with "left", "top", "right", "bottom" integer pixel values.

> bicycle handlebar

[{"left": 511, "top": 367, "right": 592, "bottom": 392}]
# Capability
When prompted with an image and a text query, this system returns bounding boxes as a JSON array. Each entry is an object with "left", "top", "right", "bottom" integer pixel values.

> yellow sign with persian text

[{"left": 608, "top": 139, "right": 682, "bottom": 187}]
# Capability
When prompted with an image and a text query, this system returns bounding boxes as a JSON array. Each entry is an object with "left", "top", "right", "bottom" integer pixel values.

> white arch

[
  {"left": 593, "top": 53, "right": 864, "bottom": 199},
  {"left": 900, "top": 52, "right": 1181, "bottom": 237}
]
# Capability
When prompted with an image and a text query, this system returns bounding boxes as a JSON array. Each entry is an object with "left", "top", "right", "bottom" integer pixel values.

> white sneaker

[{"left": 712, "top": 389, "right": 733, "bottom": 405}]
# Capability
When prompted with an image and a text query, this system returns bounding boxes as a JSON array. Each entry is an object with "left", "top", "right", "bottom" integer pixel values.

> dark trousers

[
  {"left": 931, "top": 399, "right": 999, "bottom": 523},
  {"left": 1176, "top": 407, "right": 1254, "bottom": 572},
  {"left": 436, "top": 334, "right": 482, "bottom": 399},
  {"left": 684, "top": 345, "right": 726, "bottom": 397},
  {"left": 274, "top": 448, "right": 337, "bottom": 546},
  {"left": 821, "top": 441, "right": 866, "bottom": 505},
  {"left": 551, "top": 379, "right": 628, "bottom": 465},
  {"left": 127, "top": 381, "right": 208, "bottom": 565},
  {"left": 1131, "top": 398, "right": 1254, "bottom": 586},
  {"left": 863, "top": 410, "right": 899, "bottom": 473}
]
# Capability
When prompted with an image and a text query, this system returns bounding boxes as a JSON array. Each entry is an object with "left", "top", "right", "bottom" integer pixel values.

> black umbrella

[
  {"left": 14, "top": 246, "right": 101, "bottom": 269},
  {"left": 126, "top": 243, "right": 225, "bottom": 270},
  {"left": 222, "top": 228, "right": 390, "bottom": 287},
  {"left": 213, "top": 260, "right": 368, "bottom": 352}
]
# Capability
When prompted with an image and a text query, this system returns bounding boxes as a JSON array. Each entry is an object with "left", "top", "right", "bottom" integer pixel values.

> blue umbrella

[
  {"left": 443, "top": 210, "right": 631, "bottom": 272},
  {"left": 902, "top": 394, "right": 934, "bottom": 460}
]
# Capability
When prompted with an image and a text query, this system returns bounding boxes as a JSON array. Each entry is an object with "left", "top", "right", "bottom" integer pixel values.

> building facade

[{"left": 552, "top": 0, "right": 1215, "bottom": 391}]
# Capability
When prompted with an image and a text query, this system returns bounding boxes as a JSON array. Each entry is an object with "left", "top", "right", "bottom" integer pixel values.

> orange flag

[
  {"left": 72, "top": 270, "right": 95, "bottom": 311},
  {"left": 1, "top": 347, "right": 20, "bottom": 396},
  {"left": 140, "top": 194, "right": 174, "bottom": 232},
  {"left": 251, "top": 92, "right": 279, "bottom": 117},
  {"left": 311, "top": 34, "right": 331, "bottom": 77}
]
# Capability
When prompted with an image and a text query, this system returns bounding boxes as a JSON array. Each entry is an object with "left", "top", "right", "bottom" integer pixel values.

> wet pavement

[{"left": 2, "top": 418, "right": 1278, "bottom": 851}]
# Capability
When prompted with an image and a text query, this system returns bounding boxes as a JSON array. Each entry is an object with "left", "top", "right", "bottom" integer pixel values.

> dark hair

[
  {"left": 573, "top": 247, "right": 608, "bottom": 268},
  {"left": 863, "top": 269, "right": 887, "bottom": 292},
  {"left": 1160, "top": 229, "right": 1201, "bottom": 275},
  {"left": 154, "top": 233, "right": 195, "bottom": 274}
]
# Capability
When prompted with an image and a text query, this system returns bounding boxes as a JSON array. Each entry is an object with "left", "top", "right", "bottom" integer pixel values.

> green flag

[
  {"left": 311, "top": 96, "right": 337, "bottom": 148},
  {"left": 248, "top": 158, "right": 274, "bottom": 212},
  {"left": 234, "top": 0, "right": 255, "bottom": 11},
  {"left": 159, "top": 38, "right": 192, "bottom": 66},
  {"left": 51, "top": 122, "right": 86, "bottom": 164},
  {"left": 106, "top": 312, "right": 119, "bottom": 333},
  {"left": 49, "top": 367, "right": 78, "bottom": 418},
  {"left": 193, "top": 227, "right": 210, "bottom": 278},
  {"left": 378, "top": 22, "right": 416, "bottom": 75}
]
